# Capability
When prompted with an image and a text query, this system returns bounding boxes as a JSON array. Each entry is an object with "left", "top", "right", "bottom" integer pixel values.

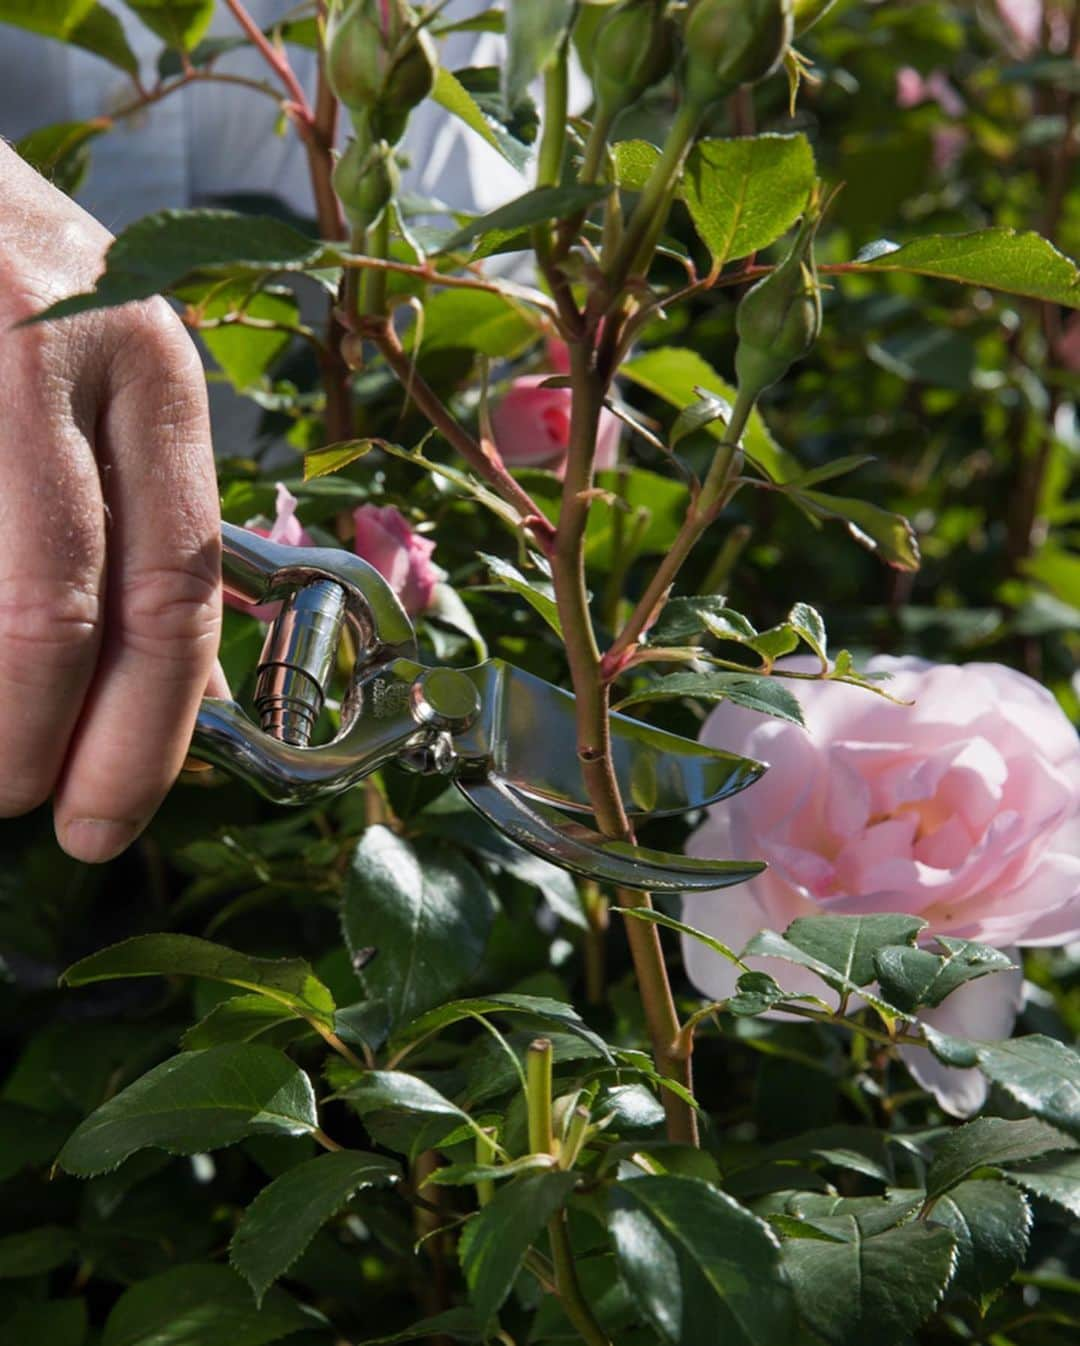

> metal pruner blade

[{"left": 190, "top": 524, "right": 768, "bottom": 893}]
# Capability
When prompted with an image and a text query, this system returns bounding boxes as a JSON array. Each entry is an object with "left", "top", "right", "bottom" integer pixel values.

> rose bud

[{"left": 682, "top": 0, "right": 794, "bottom": 109}]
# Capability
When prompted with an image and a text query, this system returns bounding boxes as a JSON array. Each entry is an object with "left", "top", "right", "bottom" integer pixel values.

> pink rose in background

[
  {"left": 683, "top": 657, "right": 1080, "bottom": 1116},
  {"left": 492, "top": 375, "right": 621, "bottom": 476},
  {"left": 353, "top": 504, "right": 439, "bottom": 616},
  {"left": 896, "top": 68, "right": 965, "bottom": 117},
  {"left": 225, "top": 483, "right": 314, "bottom": 620},
  {"left": 229, "top": 488, "right": 438, "bottom": 620},
  {"left": 895, "top": 68, "right": 967, "bottom": 171}
]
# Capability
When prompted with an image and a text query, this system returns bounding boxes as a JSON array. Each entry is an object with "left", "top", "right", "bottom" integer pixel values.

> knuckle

[
  {"left": 0, "top": 574, "right": 101, "bottom": 670},
  {"left": 119, "top": 558, "right": 220, "bottom": 661},
  {"left": 107, "top": 300, "right": 206, "bottom": 403}
]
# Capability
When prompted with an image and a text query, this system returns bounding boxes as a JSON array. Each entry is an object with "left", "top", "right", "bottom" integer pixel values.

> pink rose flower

[
  {"left": 352, "top": 504, "right": 438, "bottom": 616},
  {"left": 683, "top": 656, "right": 1080, "bottom": 1116},
  {"left": 491, "top": 375, "right": 621, "bottom": 477},
  {"left": 895, "top": 67, "right": 965, "bottom": 117},
  {"left": 225, "top": 483, "right": 314, "bottom": 620}
]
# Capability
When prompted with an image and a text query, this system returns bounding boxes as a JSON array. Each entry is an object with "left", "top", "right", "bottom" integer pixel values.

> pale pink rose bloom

[
  {"left": 896, "top": 68, "right": 965, "bottom": 118},
  {"left": 996, "top": 1, "right": 1071, "bottom": 54},
  {"left": 352, "top": 503, "right": 438, "bottom": 616},
  {"left": 683, "top": 656, "right": 1080, "bottom": 1116},
  {"left": 997, "top": 0, "right": 1043, "bottom": 53},
  {"left": 225, "top": 482, "right": 314, "bottom": 620},
  {"left": 491, "top": 375, "right": 621, "bottom": 476}
]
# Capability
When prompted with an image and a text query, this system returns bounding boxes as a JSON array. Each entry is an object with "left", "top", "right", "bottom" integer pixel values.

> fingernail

[{"left": 60, "top": 817, "right": 143, "bottom": 863}]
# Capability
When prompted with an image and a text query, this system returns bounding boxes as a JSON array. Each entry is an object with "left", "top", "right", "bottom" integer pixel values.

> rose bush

[{"left": 684, "top": 656, "right": 1080, "bottom": 1112}]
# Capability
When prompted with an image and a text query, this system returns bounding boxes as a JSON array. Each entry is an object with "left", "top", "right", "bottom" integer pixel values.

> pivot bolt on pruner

[{"left": 189, "top": 524, "right": 767, "bottom": 893}]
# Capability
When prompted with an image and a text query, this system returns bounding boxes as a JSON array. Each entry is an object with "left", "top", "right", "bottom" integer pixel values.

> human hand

[{"left": 1, "top": 143, "right": 225, "bottom": 862}]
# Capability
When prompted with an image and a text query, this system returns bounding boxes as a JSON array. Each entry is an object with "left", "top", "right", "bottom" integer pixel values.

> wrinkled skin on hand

[{"left": 0, "top": 144, "right": 226, "bottom": 863}]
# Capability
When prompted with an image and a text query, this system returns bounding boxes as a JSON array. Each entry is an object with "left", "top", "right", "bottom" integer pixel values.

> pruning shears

[{"left": 190, "top": 524, "right": 767, "bottom": 893}]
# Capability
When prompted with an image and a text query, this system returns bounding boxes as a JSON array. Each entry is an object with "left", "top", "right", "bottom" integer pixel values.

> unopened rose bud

[
  {"left": 325, "top": 0, "right": 436, "bottom": 144},
  {"left": 592, "top": 0, "right": 676, "bottom": 119},
  {"left": 333, "top": 131, "right": 399, "bottom": 234},
  {"left": 734, "top": 198, "right": 822, "bottom": 397},
  {"left": 682, "top": 0, "right": 793, "bottom": 109}
]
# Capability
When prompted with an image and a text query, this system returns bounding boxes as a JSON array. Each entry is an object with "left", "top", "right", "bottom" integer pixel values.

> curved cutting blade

[
  {"left": 456, "top": 661, "right": 766, "bottom": 818},
  {"left": 455, "top": 775, "right": 765, "bottom": 893}
]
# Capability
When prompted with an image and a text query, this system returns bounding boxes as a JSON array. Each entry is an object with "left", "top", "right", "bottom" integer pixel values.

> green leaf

[
  {"left": 427, "top": 1153, "right": 557, "bottom": 1186},
  {"left": 230, "top": 1150, "right": 401, "bottom": 1304},
  {"left": 614, "top": 134, "right": 817, "bottom": 269},
  {"left": 335, "top": 1071, "right": 477, "bottom": 1138},
  {"left": 342, "top": 826, "right": 495, "bottom": 1028},
  {"left": 0, "top": 1225, "right": 78, "bottom": 1277},
  {"left": 617, "top": 907, "right": 746, "bottom": 970},
  {"left": 432, "top": 66, "right": 533, "bottom": 172},
  {"left": 503, "top": 0, "right": 575, "bottom": 110},
  {"left": 974, "top": 1037, "right": 1080, "bottom": 1140},
  {"left": 408, "top": 288, "right": 541, "bottom": 358},
  {"left": 649, "top": 596, "right": 751, "bottom": 645},
  {"left": 392, "top": 992, "right": 613, "bottom": 1062},
  {"left": 682, "top": 135, "right": 817, "bottom": 267},
  {"left": 742, "top": 928, "right": 903, "bottom": 1021},
  {"left": 192, "top": 283, "right": 300, "bottom": 391},
  {"left": 609, "top": 1175, "right": 795, "bottom": 1345},
  {"left": 616, "top": 671, "right": 805, "bottom": 726},
  {"left": 439, "top": 185, "right": 607, "bottom": 254},
  {"left": 788, "top": 488, "right": 921, "bottom": 571},
  {"left": 476, "top": 552, "right": 562, "bottom": 634},
  {"left": 121, "top": 0, "right": 213, "bottom": 48},
  {"left": 928, "top": 1180, "right": 1031, "bottom": 1308},
  {"left": 62, "top": 933, "right": 336, "bottom": 1028},
  {"left": 783, "top": 914, "right": 926, "bottom": 988},
  {"left": 56, "top": 1044, "right": 319, "bottom": 1176},
  {"left": 875, "top": 937, "right": 1016, "bottom": 1013},
  {"left": 0, "top": 0, "right": 138, "bottom": 74},
  {"left": 728, "top": 971, "right": 790, "bottom": 1017},
  {"left": 1006, "top": 1150, "right": 1080, "bottom": 1218},
  {"left": 16, "top": 119, "right": 108, "bottom": 194},
  {"left": 459, "top": 1170, "right": 577, "bottom": 1321},
  {"left": 181, "top": 995, "right": 305, "bottom": 1051},
  {"left": 669, "top": 389, "right": 732, "bottom": 446},
  {"left": 303, "top": 438, "right": 379, "bottom": 481},
  {"left": 358, "top": 1308, "right": 487, "bottom": 1344},
  {"left": 926, "top": 1117, "right": 1076, "bottom": 1200},
  {"left": 781, "top": 1218, "right": 957, "bottom": 1346},
  {"left": 102, "top": 1263, "right": 322, "bottom": 1346},
  {"left": 621, "top": 347, "right": 801, "bottom": 484},
  {"left": 853, "top": 228, "right": 1080, "bottom": 310},
  {"left": 34, "top": 210, "right": 325, "bottom": 322},
  {"left": 787, "top": 602, "right": 827, "bottom": 666}
]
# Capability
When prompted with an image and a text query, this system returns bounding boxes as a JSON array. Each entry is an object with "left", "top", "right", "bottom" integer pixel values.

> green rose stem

[
  {"left": 554, "top": 338, "right": 700, "bottom": 1148},
  {"left": 603, "top": 97, "right": 704, "bottom": 296},
  {"left": 526, "top": 1040, "right": 612, "bottom": 1346}
]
